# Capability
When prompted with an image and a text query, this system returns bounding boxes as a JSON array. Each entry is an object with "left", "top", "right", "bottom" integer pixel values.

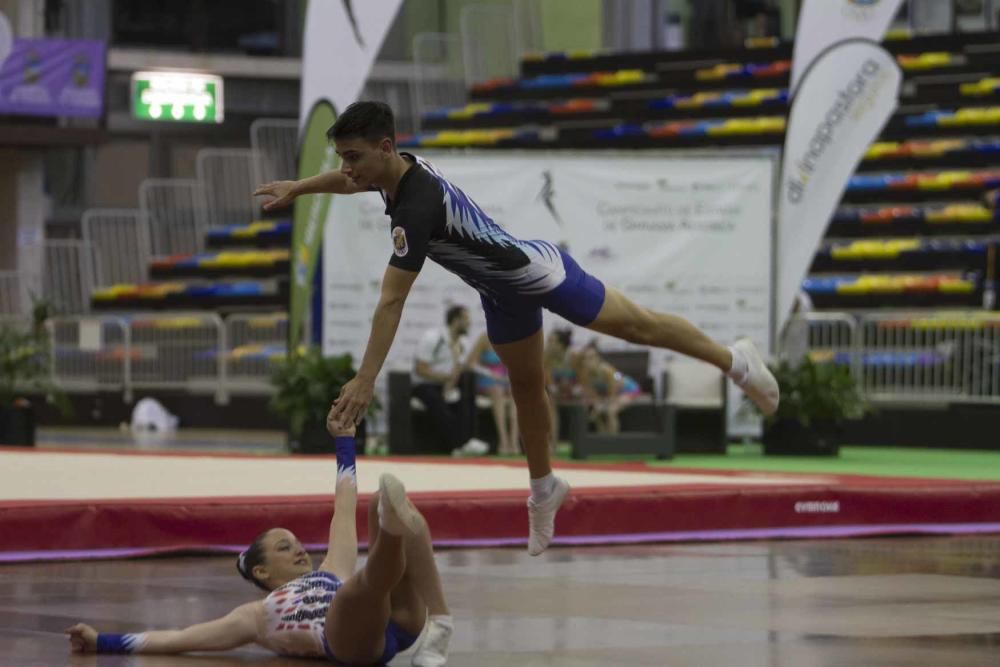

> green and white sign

[
  {"left": 131, "top": 71, "right": 223, "bottom": 123},
  {"left": 289, "top": 99, "right": 338, "bottom": 350}
]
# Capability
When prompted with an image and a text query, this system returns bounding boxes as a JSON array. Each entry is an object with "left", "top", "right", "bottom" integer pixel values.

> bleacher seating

[
  {"left": 414, "top": 31, "right": 1000, "bottom": 314},
  {"left": 91, "top": 220, "right": 291, "bottom": 311}
]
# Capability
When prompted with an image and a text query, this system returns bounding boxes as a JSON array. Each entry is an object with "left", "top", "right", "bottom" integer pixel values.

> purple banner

[{"left": 0, "top": 38, "right": 106, "bottom": 119}]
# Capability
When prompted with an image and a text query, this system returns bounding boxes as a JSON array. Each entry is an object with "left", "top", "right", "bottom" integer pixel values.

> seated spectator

[
  {"left": 543, "top": 328, "right": 578, "bottom": 448},
  {"left": 413, "top": 305, "right": 488, "bottom": 457},
  {"left": 465, "top": 333, "right": 519, "bottom": 455},
  {"left": 575, "top": 343, "right": 641, "bottom": 434}
]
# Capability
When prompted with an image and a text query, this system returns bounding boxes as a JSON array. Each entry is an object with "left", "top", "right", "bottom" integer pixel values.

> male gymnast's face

[
  {"left": 335, "top": 135, "right": 394, "bottom": 191},
  {"left": 256, "top": 528, "right": 313, "bottom": 587}
]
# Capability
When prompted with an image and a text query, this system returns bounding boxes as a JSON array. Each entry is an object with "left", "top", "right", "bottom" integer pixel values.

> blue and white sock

[
  {"left": 96, "top": 633, "right": 147, "bottom": 654},
  {"left": 335, "top": 436, "right": 357, "bottom": 486}
]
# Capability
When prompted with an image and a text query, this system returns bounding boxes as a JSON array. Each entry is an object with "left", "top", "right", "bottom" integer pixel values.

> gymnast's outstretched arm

[{"left": 66, "top": 601, "right": 260, "bottom": 654}]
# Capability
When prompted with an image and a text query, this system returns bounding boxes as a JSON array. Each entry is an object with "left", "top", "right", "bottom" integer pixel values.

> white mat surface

[{"left": 1, "top": 451, "right": 830, "bottom": 501}]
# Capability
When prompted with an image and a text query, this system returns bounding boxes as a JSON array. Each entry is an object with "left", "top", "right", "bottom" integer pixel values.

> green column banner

[{"left": 290, "top": 99, "right": 339, "bottom": 351}]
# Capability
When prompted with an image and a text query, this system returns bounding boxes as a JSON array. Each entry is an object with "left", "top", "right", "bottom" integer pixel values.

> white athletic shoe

[
  {"left": 527, "top": 476, "right": 570, "bottom": 556},
  {"left": 452, "top": 437, "right": 490, "bottom": 457},
  {"left": 731, "top": 338, "right": 780, "bottom": 416},
  {"left": 412, "top": 616, "right": 454, "bottom": 667},
  {"left": 377, "top": 474, "right": 422, "bottom": 536}
]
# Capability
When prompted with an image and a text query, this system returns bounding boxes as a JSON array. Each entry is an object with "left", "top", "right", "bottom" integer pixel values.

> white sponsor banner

[
  {"left": 299, "top": 0, "right": 403, "bottom": 128},
  {"left": 790, "top": 0, "right": 905, "bottom": 95},
  {"left": 778, "top": 40, "right": 901, "bottom": 326},
  {"left": 323, "top": 153, "right": 774, "bottom": 434}
]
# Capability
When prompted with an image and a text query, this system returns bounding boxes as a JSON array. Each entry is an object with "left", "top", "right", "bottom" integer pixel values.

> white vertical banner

[
  {"left": 789, "top": 0, "right": 905, "bottom": 94},
  {"left": 777, "top": 40, "right": 901, "bottom": 326},
  {"left": 299, "top": 0, "right": 404, "bottom": 128}
]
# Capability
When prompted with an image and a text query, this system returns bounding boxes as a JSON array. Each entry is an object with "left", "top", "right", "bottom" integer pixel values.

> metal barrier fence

[
  {"left": 34, "top": 312, "right": 292, "bottom": 403},
  {"left": 196, "top": 148, "right": 259, "bottom": 229},
  {"left": 858, "top": 312, "right": 1000, "bottom": 404},
  {"left": 126, "top": 313, "right": 228, "bottom": 403},
  {"left": 225, "top": 313, "right": 288, "bottom": 393},
  {"left": 139, "top": 178, "right": 207, "bottom": 256},
  {"left": 81, "top": 209, "right": 151, "bottom": 287},
  {"left": 47, "top": 315, "right": 130, "bottom": 397},
  {"left": 796, "top": 311, "right": 1000, "bottom": 405},
  {"left": 27, "top": 311, "right": 1000, "bottom": 406},
  {"left": 250, "top": 119, "right": 298, "bottom": 187}
]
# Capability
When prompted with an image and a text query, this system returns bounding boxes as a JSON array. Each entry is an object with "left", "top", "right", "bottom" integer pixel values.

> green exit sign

[{"left": 131, "top": 71, "right": 224, "bottom": 123}]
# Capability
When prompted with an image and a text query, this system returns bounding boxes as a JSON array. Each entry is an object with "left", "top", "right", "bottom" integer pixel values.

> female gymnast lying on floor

[{"left": 66, "top": 410, "right": 453, "bottom": 666}]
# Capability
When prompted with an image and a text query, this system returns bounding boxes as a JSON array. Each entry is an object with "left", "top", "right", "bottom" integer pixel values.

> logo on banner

[
  {"left": 392, "top": 226, "right": 408, "bottom": 256},
  {"left": 786, "top": 57, "right": 888, "bottom": 204},
  {"left": 342, "top": 0, "right": 365, "bottom": 47},
  {"left": 535, "top": 170, "right": 563, "bottom": 225}
]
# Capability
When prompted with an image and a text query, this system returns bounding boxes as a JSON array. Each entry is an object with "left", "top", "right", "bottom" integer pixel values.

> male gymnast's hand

[
  {"left": 326, "top": 403, "right": 357, "bottom": 437},
  {"left": 331, "top": 375, "right": 374, "bottom": 426},
  {"left": 65, "top": 623, "right": 98, "bottom": 653},
  {"left": 253, "top": 180, "right": 298, "bottom": 211}
]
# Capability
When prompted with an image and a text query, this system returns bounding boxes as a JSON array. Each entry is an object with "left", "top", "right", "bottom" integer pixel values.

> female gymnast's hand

[
  {"left": 326, "top": 404, "right": 357, "bottom": 437},
  {"left": 65, "top": 623, "right": 97, "bottom": 653}
]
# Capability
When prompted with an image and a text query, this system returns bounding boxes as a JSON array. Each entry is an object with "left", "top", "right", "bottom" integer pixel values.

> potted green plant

[
  {"left": 756, "top": 358, "right": 868, "bottom": 456},
  {"left": 270, "top": 348, "right": 379, "bottom": 454},
  {"left": 0, "top": 301, "right": 68, "bottom": 446}
]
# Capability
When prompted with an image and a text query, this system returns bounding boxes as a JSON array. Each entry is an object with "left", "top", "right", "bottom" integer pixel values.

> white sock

[
  {"left": 530, "top": 473, "right": 556, "bottom": 502},
  {"left": 429, "top": 614, "right": 453, "bottom": 629},
  {"left": 726, "top": 345, "right": 749, "bottom": 384}
]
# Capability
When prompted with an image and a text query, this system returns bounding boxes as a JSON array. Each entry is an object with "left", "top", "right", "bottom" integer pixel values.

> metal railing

[
  {"left": 225, "top": 313, "right": 288, "bottom": 394},
  {"left": 250, "top": 119, "right": 298, "bottom": 187},
  {"left": 22, "top": 311, "right": 1000, "bottom": 406},
  {"left": 126, "top": 313, "right": 228, "bottom": 403},
  {"left": 81, "top": 209, "right": 151, "bottom": 287},
  {"left": 795, "top": 311, "right": 1000, "bottom": 405},
  {"left": 139, "top": 178, "right": 207, "bottom": 256},
  {"left": 47, "top": 315, "right": 130, "bottom": 398},
  {"left": 857, "top": 312, "right": 1000, "bottom": 404},
  {"left": 196, "top": 148, "right": 259, "bottom": 229}
]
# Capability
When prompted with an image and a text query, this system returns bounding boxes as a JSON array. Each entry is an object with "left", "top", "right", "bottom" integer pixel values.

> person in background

[
  {"left": 465, "top": 332, "right": 519, "bottom": 455},
  {"left": 412, "top": 305, "right": 489, "bottom": 457},
  {"left": 575, "top": 343, "right": 642, "bottom": 435},
  {"left": 542, "top": 328, "right": 578, "bottom": 449}
]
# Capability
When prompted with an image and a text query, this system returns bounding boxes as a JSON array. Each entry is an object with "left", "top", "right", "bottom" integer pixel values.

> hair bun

[{"left": 236, "top": 551, "right": 251, "bottom": 580}]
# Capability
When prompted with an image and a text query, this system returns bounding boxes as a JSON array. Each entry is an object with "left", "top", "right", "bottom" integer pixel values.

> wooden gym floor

[{"left": 2, "top": 536, "right": 999, "bottom": 666}]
